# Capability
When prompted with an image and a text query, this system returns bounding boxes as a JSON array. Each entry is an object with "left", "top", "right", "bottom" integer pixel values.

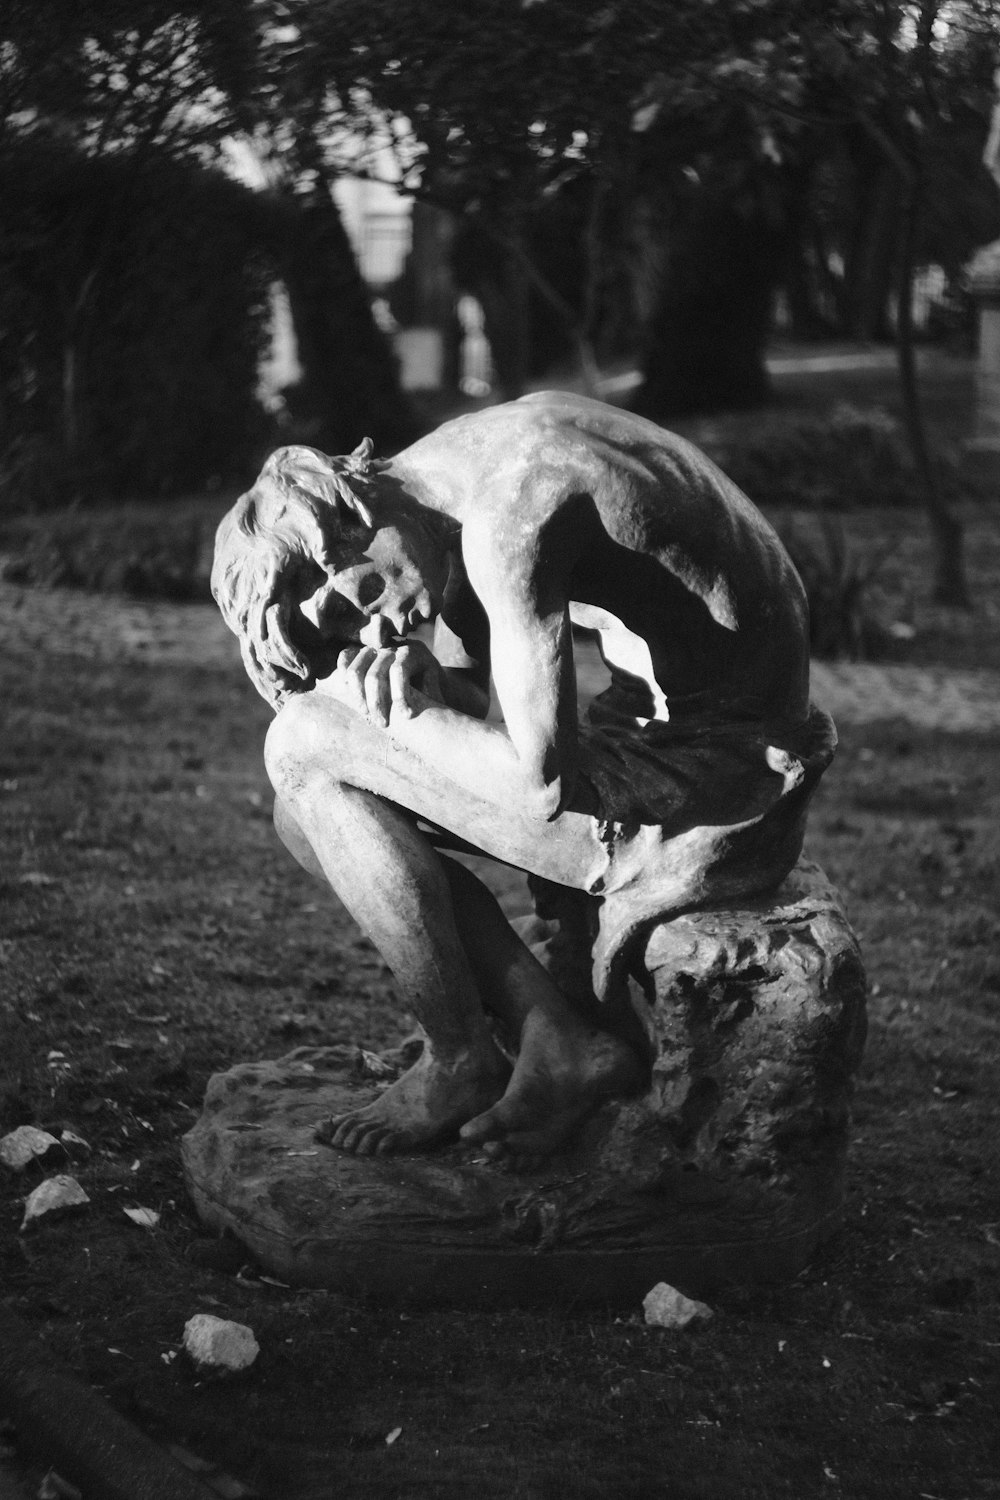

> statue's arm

[
  {"left": 456, "top": 508, "right": 579, "bottom": 820},
  {"left": 428, "top": 559, "right": 492, "bottom": 720},
  {"left": 327, "top": 508, "right": 578, "bottom": 820}
]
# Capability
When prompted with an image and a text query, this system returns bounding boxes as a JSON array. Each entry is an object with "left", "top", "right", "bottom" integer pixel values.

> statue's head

[{"left": 212, "top": 440, "right": 447, "bottom": 708}]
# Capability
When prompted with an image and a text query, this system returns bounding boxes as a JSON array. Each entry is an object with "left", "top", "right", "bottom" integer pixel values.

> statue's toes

[
  {"left": 316, "top": 1114, "right": 417, "bottom": 1156},
  {"left": 321, "top": 1114, "right": 371, "bottom": 1151},
  {"left": 315, "top": 1113, "right": 350, "bottom": 1146},
  {"left": 356, "top": 1123, "right": 396, "bottom": 1156},
  {"left": 460, "top": 1099, "right": 518, "bottom": 1145},
  {"left": 346, "top": 1119, "right": 383, "bottom": 1152}
]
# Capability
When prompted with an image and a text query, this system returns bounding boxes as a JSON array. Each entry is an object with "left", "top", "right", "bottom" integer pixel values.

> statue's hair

[{"left": 211, "top": 439, "right": 377, "bottom": 709}]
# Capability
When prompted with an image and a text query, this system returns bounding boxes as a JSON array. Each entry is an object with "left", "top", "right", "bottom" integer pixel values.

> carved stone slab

[{"left": 182, "top": 862, "right": 866, "bottom": 1307}]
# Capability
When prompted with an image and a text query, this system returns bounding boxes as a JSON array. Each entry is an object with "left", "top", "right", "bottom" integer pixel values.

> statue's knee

[{"left": 264, "top": 694, "right": 340, "bottom": 798}]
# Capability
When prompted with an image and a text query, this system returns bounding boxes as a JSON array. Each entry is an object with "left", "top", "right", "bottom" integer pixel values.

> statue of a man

[{"left": 212, "top": 391, "right": 835, "bottom": 1161}]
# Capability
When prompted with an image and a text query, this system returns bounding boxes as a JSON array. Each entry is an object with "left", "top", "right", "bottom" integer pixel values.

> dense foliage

[
  {"left": 0, "top": 139, "right": 276, "bottom": 505},
  {"left": 0, "top": 0, "right": 412, "bottom": 508}
]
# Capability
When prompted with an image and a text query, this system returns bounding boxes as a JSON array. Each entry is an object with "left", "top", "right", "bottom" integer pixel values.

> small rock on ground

[
  {"left": 183, "top": 1314, "right": 259, "bottom": 1373},
  {"left": 643, "top": 1282, "right": 713, "bottom": 1330},
  {"left": 20, "top": 1175, "right": 90, "bottom": 1231},
  {"left": 0, "top": 1126, "right": 63, "bottom": 1174}
]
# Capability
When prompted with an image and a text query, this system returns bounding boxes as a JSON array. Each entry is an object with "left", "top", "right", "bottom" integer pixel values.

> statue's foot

[
  {"left": 459, "top": 1005, "right": 645, "bottom": 1159},
  {"left": 316, "top": 1045, "right": 509, "bottom": 1156}
]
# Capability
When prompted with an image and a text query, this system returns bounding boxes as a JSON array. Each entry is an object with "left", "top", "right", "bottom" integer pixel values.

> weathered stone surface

[
  {"left": 600, "top": 859, "right": 868, "bottom": 1214},
  {"left": 182, "top": 861, "right": 865, "bottom": 1307}
]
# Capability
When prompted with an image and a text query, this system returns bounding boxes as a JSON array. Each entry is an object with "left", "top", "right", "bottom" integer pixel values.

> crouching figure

[{"left": 211, "top": 392, "right": 835, "bottom": 1161}]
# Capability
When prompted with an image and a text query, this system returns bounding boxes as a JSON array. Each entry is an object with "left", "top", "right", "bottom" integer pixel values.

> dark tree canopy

[
  {"left": 261, "top": 0, "right": 1000, "bottom": 410},
  {"left": 0, "top": 0, "right": 413, "bottom": 507},
  {"left": 0, "top": 138, "right": 277, "bottom": 501},
  {"left": 3, "top": 0, "right": 999, "bottom": 514}
]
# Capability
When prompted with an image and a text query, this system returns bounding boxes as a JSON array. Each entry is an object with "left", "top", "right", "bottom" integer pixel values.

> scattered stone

[
  {"left": 182, "top": 1314, "right": 259, "bottom": 1374},
  {"left": 20, "top": 1175, "right": 90, "bottom": 1231},
  {"left": 56, "top": 1128, "right": 92, "bottom": 1160},
  {"left": 642, "top": 1282, "right": 713, "bottom": 1330},
  {"left": 123, "top": 1205, "right": 161, "bottom": 1229},
  {"left": 0, "top": 1125, "right": 64, "bottom": 1173}
]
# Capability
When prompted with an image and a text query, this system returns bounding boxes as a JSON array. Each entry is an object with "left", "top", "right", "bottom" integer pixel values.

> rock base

[{"left": 182, "top": 861, "right": 866, "bottom": 1307}]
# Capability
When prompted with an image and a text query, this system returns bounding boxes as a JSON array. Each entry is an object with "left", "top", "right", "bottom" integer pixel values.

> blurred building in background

[{"left": 335, "top": 176, "right": 492, "bottom": 398}]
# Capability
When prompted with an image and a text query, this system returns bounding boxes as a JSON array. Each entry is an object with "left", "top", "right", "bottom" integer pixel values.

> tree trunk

[
  {"left": 843, "top": 132, "right": 902, "bottom": 341},
  {"left": 59, "top": 266, "right": 99, "bottom": 491},
  {"left": 475, "top": 249, "right": 531, "bottom": 400},
  {"left": 279, "top": 184, "right": 416, "bottom": 454},
  {"left": 896, "top": 0, "right": 970, "bottom": 607},
  {"left": 634, "top": 192, "right": 779, "bottom": 419},
  {"left": 777, "top": 158, "right": 840, "bottom": 339},
  {"left": 895, "top": 163, "right": 970, "bottom": 607},
  {"left": 61, "top": 341, "right": 78, "bottom": 460},
  {"left": 782, "top": 240, "right": 839, "bottom": 339}
]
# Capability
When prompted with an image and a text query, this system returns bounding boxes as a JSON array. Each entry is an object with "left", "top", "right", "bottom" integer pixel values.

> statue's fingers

[
  {"left": 337, "top": 646, "right": 375, "bottom": 716},
  {"left": 388, "top": 649, "right": 416, "bottom": 719},
  {"left": 364, "top": 648, "right": 395, "bottom": 728},
  {"left": 346, "top": 645, "right": 377, "bottom": 675}
]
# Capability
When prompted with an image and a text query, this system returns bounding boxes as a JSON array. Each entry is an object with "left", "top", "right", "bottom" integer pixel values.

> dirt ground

[{"left": 1, "top": 500, "right": 999, "bottom": 1499}]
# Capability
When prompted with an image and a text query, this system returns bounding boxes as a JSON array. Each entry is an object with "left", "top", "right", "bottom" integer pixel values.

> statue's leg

[
  {"left": 438, "top": 857, "right": 646, "bottom": 1157},
  {"left": 264, "top": 693, "right": 643, "bottom": 1156},
  {"left": 271, "top": 781, "right": 512, "bottom": 1155}
]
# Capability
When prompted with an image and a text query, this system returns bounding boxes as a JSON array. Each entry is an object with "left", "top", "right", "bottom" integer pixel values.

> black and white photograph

[{"left": 1, "top": 3, "right": 998, "bottom": 1496}]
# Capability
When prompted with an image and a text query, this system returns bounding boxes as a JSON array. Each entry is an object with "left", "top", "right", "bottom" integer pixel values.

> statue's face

[{"left": 299, "top": 515, "right": 447, "bottom": 652}]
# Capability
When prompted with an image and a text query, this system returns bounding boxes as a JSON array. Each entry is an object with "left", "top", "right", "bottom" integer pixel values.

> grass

[
  {"left": 0, "top": 494, "right": 221, "bottom": 599},
  {"left": 1, "top": 351, "right": 999, "bottom": 1498}
]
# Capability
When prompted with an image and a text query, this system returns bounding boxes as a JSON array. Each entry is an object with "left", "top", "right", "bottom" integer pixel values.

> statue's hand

[
  {"left": 329, "top": 640, "right": 443, "bottom": 729},
  {"left": 388, "top": 639, "right": 446, "bottom": 712}
]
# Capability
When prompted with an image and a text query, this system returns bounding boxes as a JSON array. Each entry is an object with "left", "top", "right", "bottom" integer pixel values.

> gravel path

[{"left": 3, "top": 585, "right": 999, "bottom": 733}]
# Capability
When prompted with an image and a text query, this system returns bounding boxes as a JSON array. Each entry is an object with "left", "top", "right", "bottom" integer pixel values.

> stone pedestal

[{"left": 182, "top": 861, "right": 866, "bottom": 1307}]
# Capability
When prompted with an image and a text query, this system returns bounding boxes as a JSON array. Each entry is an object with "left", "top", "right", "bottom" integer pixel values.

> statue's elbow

[
  {"left": 517, "top": 739, "right": 575, "bottom": 821},
  {"left": 524, "top": 775, "right": 566, "bottom": 823}
]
